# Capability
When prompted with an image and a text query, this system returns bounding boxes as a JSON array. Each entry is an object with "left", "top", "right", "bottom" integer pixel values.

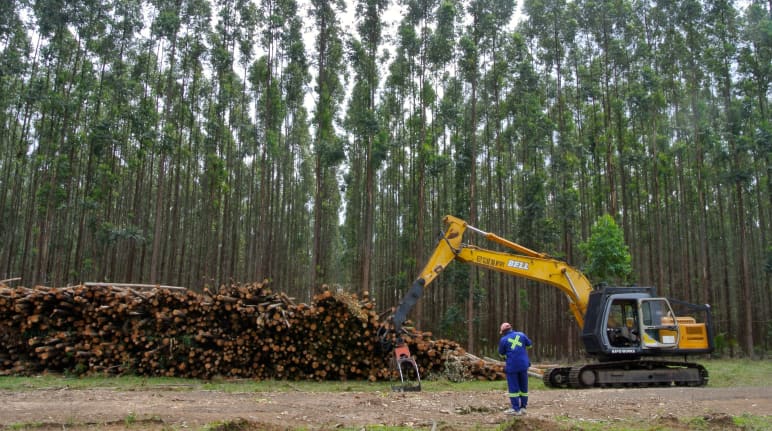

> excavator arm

[{"left": 392, "top": 215, "right": 593, "bottom": 333}]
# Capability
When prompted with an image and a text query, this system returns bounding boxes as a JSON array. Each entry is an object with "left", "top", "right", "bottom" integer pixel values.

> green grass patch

[
  {"left": 702, "top": 359, "right": 772, "bottom": 387},
  {"left": 4, "top": 422, "right": 45, "bottom": 430},
  {"left": 732, "top": 413, "right": 772, "bottom": 431},
  {"left": 0, "top": 358, "right": 767, "bottom": 392},
  {"left": 0, "top": 374, "right": 517, "bottom": 393}
]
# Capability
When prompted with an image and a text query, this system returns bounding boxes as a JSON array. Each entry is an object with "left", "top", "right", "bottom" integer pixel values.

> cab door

[{"left": 638, "top": 298, "right": 679, "bottom": 349}]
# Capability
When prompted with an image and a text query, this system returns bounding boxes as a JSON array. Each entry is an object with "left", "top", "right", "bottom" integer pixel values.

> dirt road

[{"left": 2, "top": 385, "right": 770, "bottom": 430}]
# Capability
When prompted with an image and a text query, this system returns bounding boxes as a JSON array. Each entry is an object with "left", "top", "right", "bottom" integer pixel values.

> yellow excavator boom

[{"left": 406, "top": 215, "right": 592, "bottom": 327}]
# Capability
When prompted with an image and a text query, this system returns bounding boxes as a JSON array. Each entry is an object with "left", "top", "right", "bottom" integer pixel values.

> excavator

[{"left": 383, "top": 215, "right": 714, "bottom": 389}]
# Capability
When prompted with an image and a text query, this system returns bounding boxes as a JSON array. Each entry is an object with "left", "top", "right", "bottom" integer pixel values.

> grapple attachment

[{"left": 391, "top": 342, "right": 421, "bottom": 392}]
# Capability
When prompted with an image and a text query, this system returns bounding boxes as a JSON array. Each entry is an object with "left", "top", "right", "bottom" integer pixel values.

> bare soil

[{"left": 2, "top": 385, "right": 770, "bottom": 430}]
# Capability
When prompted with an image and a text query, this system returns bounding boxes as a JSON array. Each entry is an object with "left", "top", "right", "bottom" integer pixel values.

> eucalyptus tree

[
  {"left": 498, "top": 24, "right": 564, "bottom": 353},
  {"left": 739, "top": 1, "right": 772, "bottom": 347},
  {"left": 397, "top": 0, "right": 441, "bottom": 326},
  {"left": 463, "top": 0, "right": 522, "bottom": 356},
  {"left": 25, "top": 0, "right": 111, "bottom": 286},
  {"left": 232, "top": 0, "right": 258, "bottom": 283},
  {"left": 75, "top": 0, "right": 146, "bottom": 284},
  {"left": 393, "top": 0, "right": 468, "bottom": 330},
  {"left": 705, "top": 0, "right": 755, "bottom": 357},
  {"left": 739, "top": 2, "right": 771, "bottom": 132},
  {"left": 520, "top": 0, "right": 579, "bottom": 247},
  {"left": 146, "top": 0, "right": 185, "bottom": 285},
  {"left": 636, "top": 0, "right": 685, "bottom": 297},
  {"left": 457, "top": 0, "right": 505, "bottom": 352},
  {"left": 575, "top": 0, "right": 639, "bottom": 219},
  {"left": 477, "top": 0, "right": 516, "bottom": 231},
  {"left": 373, "top": 19, "right": 415, "bottom": 313},
  {"left": 426, "top": 0, "right": 459, "bottom": 199},
  {"left": 162, "top": 0, "right": 212, "bottom": 287},
  {"left": 251, "top": 0, "right": 285, "bottom": 283},
  {"left": 250, "top": 0, "right": 313, "bottom": 295},
  {"left": 277, "top": 0, "right": 313, "bottom": 295},
  {"left": 371, "top": 8, "right": 419, "bottom": 323},
  {"left": 310, "top": 0, "right": 346, "bottom": 291},
  {"left": 216, "top": 0, "right": 259, "bottom": 286},
  {"left": 521, "top": 2, "right": 589, "bottom": 299},
  {"left": 343, "top": 0, "right": 390, "bottom": 293},
  {"left": 63, "top": 0, "right": 110, "bottom": 285},
  {"left": 0, "top": 1, "right": 32, "bottom": 280},
  {"left": 421, "top": 0, "right": 460, "bottom": 333},
  {"left": 669, "top": 0, "right": 710, "bottom": 306},
  {"left": 430, "top": 74, "right": 465, "bottom": 336},
  {"left": 446, "top": 0, "right": 515, "bottom": 349},
  {"left": 121, "top": 42, "right": 161, "bottom": 283},
  {"left": 625, "top": 0, "right": 669, "bottom": 287},
  {"left": 156, "top": 0, "right": 208, "bottom": 285}
]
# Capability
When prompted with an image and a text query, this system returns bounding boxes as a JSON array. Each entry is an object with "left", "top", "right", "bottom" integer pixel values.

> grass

[
  {"left": 4, "top": 422, "right": 44, "bottom": 431},
  {"left": 702, "top": 358, "right": 772, "bottom": 387},
  {"left": 124, "top": 412, "right": 137, "bottom": 426},
  {"left": 0, "top": 359, "right": 768, "bottom": 392},
  {"left": 733, "top": 413, "right": 772, "bottom": 431},
  {"left": 0, "top": 373, "right": 516, "bottom": 393},
  {"left": 0, "top": 358, "right": 767, "bottom": 393}
]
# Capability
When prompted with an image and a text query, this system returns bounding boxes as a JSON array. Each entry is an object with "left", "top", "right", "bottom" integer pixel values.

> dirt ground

[{"left": 1, "top": 385, "right": 771, "bottom": 430}]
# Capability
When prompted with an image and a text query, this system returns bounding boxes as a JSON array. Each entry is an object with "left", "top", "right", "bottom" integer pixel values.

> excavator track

[
  {"left": 561, "top": 360, "right": 708, "bottom": 389},
  {"left": 543, "top": 367, "right": 572, "bottom": 388}
]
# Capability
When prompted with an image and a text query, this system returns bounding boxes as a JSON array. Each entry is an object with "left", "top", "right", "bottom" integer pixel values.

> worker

[
  {"left": 607, "top": 314, "right": 623, "bottom": 346},
  {"left": 498, "top": 322, "right": 532, "bottom": 416}
]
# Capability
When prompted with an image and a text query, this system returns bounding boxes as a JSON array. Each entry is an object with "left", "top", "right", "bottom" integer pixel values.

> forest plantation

[{"left": 0, "top": 0, "right": 770, "bottom": 361}]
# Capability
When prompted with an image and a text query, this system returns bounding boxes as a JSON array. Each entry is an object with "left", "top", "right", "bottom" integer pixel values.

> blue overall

[{"left": 498, "top": 329, "right": 532, "bottom": 411}]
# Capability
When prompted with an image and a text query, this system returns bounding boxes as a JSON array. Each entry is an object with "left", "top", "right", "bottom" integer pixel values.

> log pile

[{"left": 0, "top": 282, "right": 504, "bottom": 381}]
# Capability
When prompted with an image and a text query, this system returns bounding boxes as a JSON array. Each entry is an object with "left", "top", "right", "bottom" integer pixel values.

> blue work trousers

[{"left": 506, "top": 370, "right": 528, "bottom": 410}]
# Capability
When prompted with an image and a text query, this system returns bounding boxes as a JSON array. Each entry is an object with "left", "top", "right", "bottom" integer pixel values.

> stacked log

[{"left": 0, "top": 282, "right": 503, "bottom": 381}]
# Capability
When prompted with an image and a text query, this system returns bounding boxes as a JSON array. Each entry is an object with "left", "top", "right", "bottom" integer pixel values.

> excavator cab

[
  {"left": 603, "top": 297, "right": 683, "bottom": 350},
  {"left": 586, "top": 287, "right": 714, "bottom": 360}
]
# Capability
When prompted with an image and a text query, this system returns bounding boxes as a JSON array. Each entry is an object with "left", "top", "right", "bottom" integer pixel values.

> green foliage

[{"left": 579, "top": 215, "right": 632, "bottom": 285}]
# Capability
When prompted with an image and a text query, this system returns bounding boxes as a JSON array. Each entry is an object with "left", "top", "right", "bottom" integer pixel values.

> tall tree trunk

[{"left": 149, "top": 154, "right": 166, "bottom": 284}]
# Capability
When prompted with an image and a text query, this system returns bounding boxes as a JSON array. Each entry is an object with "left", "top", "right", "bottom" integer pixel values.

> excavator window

[
  {"left": 606, "top": 301, "right": 639, "bottom": 347},
  {"left": 639, "top": 299, "right": 679, "bottom": 348}
]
